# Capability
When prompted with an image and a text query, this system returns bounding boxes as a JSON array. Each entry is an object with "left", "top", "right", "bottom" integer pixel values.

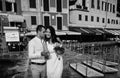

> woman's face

[{"left": 45, "top": 29, "right": 51, "bottom": 38}]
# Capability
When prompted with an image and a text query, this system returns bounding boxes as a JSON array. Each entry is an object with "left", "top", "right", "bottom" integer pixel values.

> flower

[
  {"left": 54, "top": 46, "right": 65, "bottom": 55},
  {"left": 41, "top": 51, "right": 50, "bottom": 59}
]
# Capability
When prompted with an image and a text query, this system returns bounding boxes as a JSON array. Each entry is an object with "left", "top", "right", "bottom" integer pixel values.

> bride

[{"left": 45, "top": 26, "right": 63, "bottom": 78}]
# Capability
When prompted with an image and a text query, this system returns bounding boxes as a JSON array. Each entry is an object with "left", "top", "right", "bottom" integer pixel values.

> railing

[{"left": 63, "top": 40, "right": 120, "bottom": 75}]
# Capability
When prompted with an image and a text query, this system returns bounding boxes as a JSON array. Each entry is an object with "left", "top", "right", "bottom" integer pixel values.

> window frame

[
  {"left": 79, "top": 14, "right": 82, "bottom": 21},
  {"left": 31, "top": 16, "right": 37, "bottom": 25},
  {"left": 29, "top": 0, "right": 36, "bottom": 8},
  {"left": 91, "top": 16, "right": 94, "bottom": 22}
]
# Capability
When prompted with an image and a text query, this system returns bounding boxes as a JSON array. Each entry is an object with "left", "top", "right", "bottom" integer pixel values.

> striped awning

[
  {"left": 56, "top": 30, "right": 81, "bottom": 35},
  {"left": 6, "top": 0, "right": 15, "bottom": 2},
  {"left": 69, "top": 27, "right": 112, "bottom": 35},
  {"left": 8, "top": 15, "right": 24, "bottom": 22},
  {"left": 105, "top": 29, "right": 120, "bottom": 35},
  {"left": 25, "top": 30, "right": 81, "bottom": 36}
]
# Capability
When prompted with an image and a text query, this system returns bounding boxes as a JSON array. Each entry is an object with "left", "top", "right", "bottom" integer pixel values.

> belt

[{"left": 31, "top": 62, "right": 46, "bottom": 65}]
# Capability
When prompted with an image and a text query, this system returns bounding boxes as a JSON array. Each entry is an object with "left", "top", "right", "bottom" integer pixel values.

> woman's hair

[{"left": 45, "top": 26, "right": 60, "bottom": 43}]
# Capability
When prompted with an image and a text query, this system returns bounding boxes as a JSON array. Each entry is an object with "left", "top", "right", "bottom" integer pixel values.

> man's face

[{"left": 38, "top": 27, "right": 45, "bottom": 38}]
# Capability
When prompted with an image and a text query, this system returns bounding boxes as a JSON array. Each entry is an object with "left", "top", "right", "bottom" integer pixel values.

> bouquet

[
  {"left": 54, "top": 46, "right": 65, "bottom": 55},
  {"left": 41, "top": 51, "right": 50, "bottom": 60}
]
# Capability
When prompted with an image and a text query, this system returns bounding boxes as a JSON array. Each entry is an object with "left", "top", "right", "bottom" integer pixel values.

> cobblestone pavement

[{"left": 0, "top": 49, "right": 120, "bottom": 78}]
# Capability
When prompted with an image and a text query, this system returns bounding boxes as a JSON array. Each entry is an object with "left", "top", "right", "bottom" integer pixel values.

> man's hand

[{"left": 41, "top": 51, "right": 50, "bottom": 59}]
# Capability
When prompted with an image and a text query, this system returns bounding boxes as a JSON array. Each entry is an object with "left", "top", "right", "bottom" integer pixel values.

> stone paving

[{"left": 0, "top": 48, "right": 120, "bottom": 78}]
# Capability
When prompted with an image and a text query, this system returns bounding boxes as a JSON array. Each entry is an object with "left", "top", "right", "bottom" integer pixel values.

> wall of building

[
  {"left": 70, "top": 0, "right": 120, "bottom": 29},
  {"left": 41, "top": 0, "right": 69, "bottom": 30},
  {"left": 21, "top": 0, "right": 42, "bottom": 30},
  {"left": 41, "top": 12, "right": 68, "bottom": 30}
]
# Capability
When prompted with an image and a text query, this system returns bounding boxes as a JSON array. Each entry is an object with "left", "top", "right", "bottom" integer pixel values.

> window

[
  {"left": 82, "top": 0, "right": 86, "bottom": 7},
  {"left": 116, "top": 20, "right": 118, "bottom": 24},
  {"left": 43, "top": 0, "right": 49, "bottom": 11},
  {"left": 57, "top": 17, "right": 62, "bottom": 30},
  {"left": 44, "top": 16, "right": 50, "bottom": 26},
  {"left": 91, "top": 0, "right": 94, "bottom": 8},
  {"left": 6, "top": 1, "right": 12, "bottom": 11},
  {"left": 57, "top": 0, "right": 62, "bottom": 12},
  {"left": 108, "top": 19, "right": 110, "bottom": 24},
  {"left": 111, "top": 19, "right": 114, "bottom": 24},
  {"left": 111, "top": 19, "right": 115, "bottom": 24},
  {"left": 113, "top": 20, "right": 115, "bottom": 24},
  {"left": 79, "top": 15, "right": 82, "bottom": 20},
  {"left": 97, "top": 0, "right": 100, "bottom": 9},
  {"left": 102, "top": 18, "right": 105, "bottom": 23},
  {"left": 29, "top": 0, "right": 36, "bottom": 8},
  {"left": 85, "top": 15, "right": 88, "bottom": 21},
  {"left": 14, "top": 3, "right": 17, "bottom": 12},
  {"left": 97, "top": 17, "right": 99, "bottom": 22},
  {"left": 113, "top": 5, "right": 115, "bottom": 13},
  {"left": 31, "top": 16, "right": 37, "bottom": 25},
  {"left": 0, "top": 0, "right": 2, "bottom": 11},
  {"left": 102, "top": 1, "right": 104, "bottom": 10},
  {"left": 110, "top": 4, "right": 112, "bottom": 12},
  {"left": 105, "top": 2, "right": 107, "bottom": 11},
  {"left": 91, "top": 16, "right": 94, "bottom": 22},
  {"left": 107, "top": 3, "right": 109, "bottom": 11}
]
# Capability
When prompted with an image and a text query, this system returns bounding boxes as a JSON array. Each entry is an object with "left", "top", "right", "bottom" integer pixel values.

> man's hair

[{"left": 36, "top": 25, "right": 45, "bottom": 33}]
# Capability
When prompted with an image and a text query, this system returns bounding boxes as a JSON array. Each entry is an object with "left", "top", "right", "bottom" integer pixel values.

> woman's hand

[{"left": 55, "top": 42, "right": 62, "bottom": 47}]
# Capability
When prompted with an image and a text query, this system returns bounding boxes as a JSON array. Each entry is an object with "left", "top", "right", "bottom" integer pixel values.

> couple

[{"left": 28, "top": 25, "right": 63, "bottom": 78}]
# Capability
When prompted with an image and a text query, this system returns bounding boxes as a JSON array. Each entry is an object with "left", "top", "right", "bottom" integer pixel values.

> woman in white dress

[{"left": 45, "top": 26, "right": 63, "bottom": 78}]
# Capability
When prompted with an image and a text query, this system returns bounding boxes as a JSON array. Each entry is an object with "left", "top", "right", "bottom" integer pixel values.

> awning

[
  {"left": 105, "top": 29, "right": 120, "bottom": 35},
  {"left": 55, "top": 31, "right": 66, "bottom": 35},
  {"left": 63, "top": 31, "right": 81, "bottom": 35},
  {"left": 69, "top": 27, "right": 103, "bottom": 35},
  {"left": 56, "top": 30, "right": 81, "bottom": 35},
  {"left": 25, "top": 31, "right": 65, "bottom": 36},
  {"left": 69, "top": 27, "right": 113, "bottom": 35},
  {"left": 114, "top": 30, "right": 120, "bottom": 35},
  {"left": 25, "top": 30, "right": 81, "bottom": 36},
  {"left": 84, "top": 28, "right": 102, "bottom": 35},
  {"left": 25, "top": 31, "right": 36, "bottom": 36},
  {"left": 8, "top": 15, "right": 24, "bottom": 22},
  {"left": 69, "top": 27, "right": 89, "bottom": 35},
  {"left": 6, "top": 0, "right": 15, "bottom": 2}
]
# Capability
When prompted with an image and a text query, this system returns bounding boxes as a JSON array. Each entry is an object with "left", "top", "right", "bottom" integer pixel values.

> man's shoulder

[{"left": 29, "top": 37, "right": 36, "bottom": 43}]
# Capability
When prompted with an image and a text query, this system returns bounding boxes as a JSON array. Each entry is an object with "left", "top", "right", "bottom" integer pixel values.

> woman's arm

[{"left": 56, "top": 37, "right": 62, "bottom": 44}]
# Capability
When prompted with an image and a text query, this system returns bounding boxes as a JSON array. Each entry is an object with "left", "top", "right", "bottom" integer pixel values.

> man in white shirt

[{"left": 28, "top": 25, "right": 46, "bottom": 78}]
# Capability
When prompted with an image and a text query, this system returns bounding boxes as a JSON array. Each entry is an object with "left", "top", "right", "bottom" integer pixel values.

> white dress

[{"left": 46, "top": 42, "right": 63, "bottom": 78}]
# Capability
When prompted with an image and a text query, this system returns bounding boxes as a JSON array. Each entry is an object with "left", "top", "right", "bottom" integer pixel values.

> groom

[{"left": 28, "top": 25, "right": 47, "bottom": 78}]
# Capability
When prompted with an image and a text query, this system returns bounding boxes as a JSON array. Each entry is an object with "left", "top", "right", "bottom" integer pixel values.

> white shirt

[{"left": 28, "top": 36, "right": 45, "bottom": 63}]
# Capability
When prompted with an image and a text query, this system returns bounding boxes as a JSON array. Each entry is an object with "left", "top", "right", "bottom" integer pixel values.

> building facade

[
  {"left": 21, "top": 0, "right": 69, "bottom": 31},
  {"left": 40, "top": 0, "right": 69, "bottom": 30},
  {"left": 20, "top": 0, "right": 42, "bottom": 30},
  {"left": 0, "top": 0, "right": 24, "bottom": 39},
  {"left": 69, "top": 0, "right": 120, "bottom": 29},
  {"left": 0, "top": 0, "right": 25, "bottom": 51}
]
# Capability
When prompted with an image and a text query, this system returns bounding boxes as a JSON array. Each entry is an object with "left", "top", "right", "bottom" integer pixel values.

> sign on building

[{"left": 5, "top": 31, "right": 20, "bottom": 42}]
